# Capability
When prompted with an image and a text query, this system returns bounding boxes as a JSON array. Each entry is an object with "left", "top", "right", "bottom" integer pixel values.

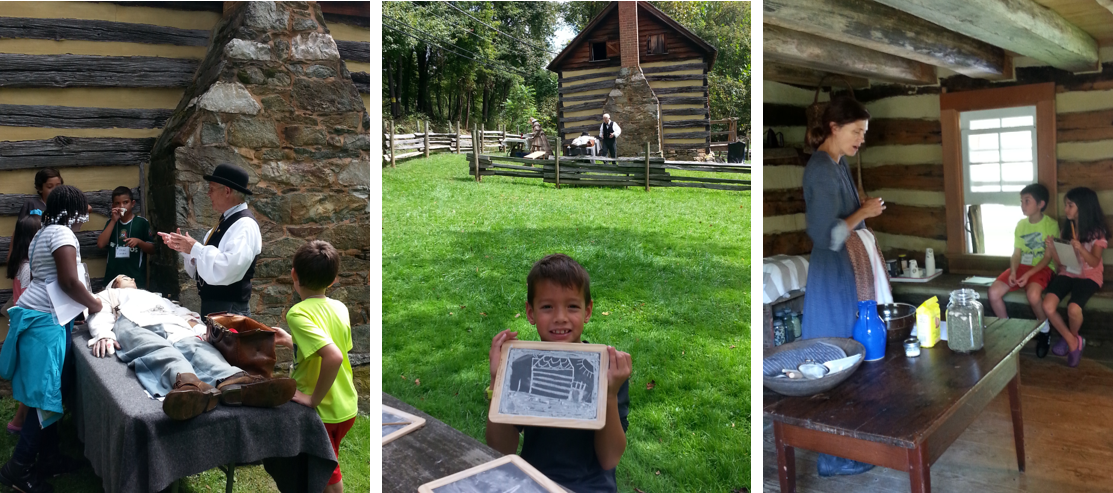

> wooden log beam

[
  {"left": 662, "top": 119, "right": 711, "bottom": 128},
  {"left": 1059, "top": 160, "right": 1113, "bottom": 190},
  {"left": 0, "top": 105, "right": 172, "bottom": 129},
  {"left": 765, "top": 189, "right": 806, "bottom": 216},
  {"left": 644, "top": 74, "right": 705, "bottom": 82},
  {"left": 663, "top": 143, "right": 710, "bottom": 150},
  {"left": 663, "top": 131, "right": 712, "bottom": 140},
  {"left": 350, "top": 72, "right": 369, "bottom": 94},
  {"left": 560, "top": 70, "right": 620, "bottom": 83},
  {"left": 335, "top": 41, "right": 370, "bottom": 62},
  {"left": 874, "top": 0, "right": 1099, "bottom": 74},
  {"left": 861, "top": 164, "right": 945, "bottom": 192},
  {"left": 0, "top": 54, "right": 198, "bottom": 88},
  {"left": 561, "top": 102, "right": 605, "bottom": 113},
  {"left": 1057, "top": 109, "right": 1113, "bottom": 143},
  {"left": 559, "top": 114, "right": 601, "bottom": 124},
  {"left": 0, "top": 137, "right": 155, "bottom": 170},
  {"left": 641, "top": 63, "right": 706, "bottom": 74},
  {"left": 661, "top": 108, "right": 709, "bottom": 117},
  {"left": 865, "top": 203, "right": 948, "bottom": 240},
  {"left": 658, "top": 96, "right": 706, "bottom": 105},
  {"left": 558, "top": 79, "right": 614, "bottom": 95},
  {"left": 0, "top": 17, "right": 209, "bottom": 46},
  {"left": 559, "top": 94, "right": 607, "bottom": 103},
  {"left": 0, "top": 189, "right": 137, "bottom": 217},
  {"left": 764, "top": 24, "right": 938, "bottom": 86},
  {"left": 652, "top": 86, "right": 708, "bottom": 96},
  {"left": 764, "top": 231, "right": 813, "bottom": 257},
  {"left": 866, "top": 118, "right": 942, "bottom": 147},
  {"left": 763, "top": 61, "right": 870, "bottom": 89},
  {"left": 765, "top": 0, "right": 1008, "bottom": 80}
]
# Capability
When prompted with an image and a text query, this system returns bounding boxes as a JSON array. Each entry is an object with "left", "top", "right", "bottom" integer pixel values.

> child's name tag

[
  {"left": 1021, "top": 252, "right": 1034, "bottom": 265},
  {"left": 116, "top": 246, "right": 131, "bottom": 258}
]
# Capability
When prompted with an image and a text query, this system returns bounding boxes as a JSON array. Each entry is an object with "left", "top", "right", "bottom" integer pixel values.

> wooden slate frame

[
  {"left": 939, "top": 82, "right": 1056, "bottom": 273},
  {"left": 0, "top": 138, "right": 155, "bottom": 170},
  {"left": 335, "top": 40, "right": 370, "bottom": 62},
  {"left": 0, "top": 17, "right": 209, "bottom": 46},
  {"left": 489, "top": 341, "right": 609, "bottom": 430},
  {"left": 416, "top": 455, "right": 564, "bottom": 493},
  {"left": 0, "top": 54, "right": 199, "bottom": 88},
  {"left": 382, "top": 404, "right": 426, "bottom": 446},
  {"left": 0, "top": 104, "right": 172, "bottom": 129},
  {"left": 350, "top": 72, "right": 369, "bottom": 94}
]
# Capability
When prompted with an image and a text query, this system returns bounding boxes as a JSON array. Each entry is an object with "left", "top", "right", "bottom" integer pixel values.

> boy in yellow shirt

[{"left": 274, "top": 240, "right": 357, "bottom": 493}]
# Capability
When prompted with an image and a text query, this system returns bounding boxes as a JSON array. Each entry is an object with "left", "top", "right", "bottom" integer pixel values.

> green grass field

[
  {"left": 382, "top": 153, "right": 751, "bottom": 492},
  {"left": 0, "top": 389, "right": 369, "bottom": 492}
]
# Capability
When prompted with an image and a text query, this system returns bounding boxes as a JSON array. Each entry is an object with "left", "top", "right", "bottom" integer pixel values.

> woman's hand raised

[{"left": 859, "top": 197, "right": 886, "bottom": 218}]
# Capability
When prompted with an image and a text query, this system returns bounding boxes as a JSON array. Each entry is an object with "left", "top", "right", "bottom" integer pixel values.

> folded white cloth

[
  {"left": 855, "top": 229, "right": 893, "bottom": 304},
  {"left": 762, "top": 255, "right": 809, "bottom": 304}
]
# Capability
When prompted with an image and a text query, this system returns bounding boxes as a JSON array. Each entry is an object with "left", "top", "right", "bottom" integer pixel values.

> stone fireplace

[
  {"left": 146, "top": 1, "right": 370, "bottom": 360},
  {"left": 603, "top": 1, "right": 661, "bottom": 156}
]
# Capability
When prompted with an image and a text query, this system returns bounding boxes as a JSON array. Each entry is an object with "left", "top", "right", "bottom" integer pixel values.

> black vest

[
  {"left": 197, "top": 208, "right": 259, "bottom": 303},
  {"left": 602, "top": 121, "right": 616, "bottom": 142}
]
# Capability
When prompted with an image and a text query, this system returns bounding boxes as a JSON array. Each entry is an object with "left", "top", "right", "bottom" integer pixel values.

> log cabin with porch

[
  {"left": 762, "top": 1, "right": 1113, "bottom": 491},
  {"left": 546, "top": 1, "right": 717, "bottom": 159}
]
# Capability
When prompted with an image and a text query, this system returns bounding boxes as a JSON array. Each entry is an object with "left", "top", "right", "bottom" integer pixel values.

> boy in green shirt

[
  {"left": 987, "top": 183, "right": 1059, "bottom": 357},
  {"left": 97, "top": 186, "right": 154, "bottom": 288},
  {"left": 273, "top": 240, "right": 357, "bottom": 493}
]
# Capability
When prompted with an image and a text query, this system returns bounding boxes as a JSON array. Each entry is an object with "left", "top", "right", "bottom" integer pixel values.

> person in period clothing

[
  {"left": 598, "top": 113, "right": 622, "bottom": 159},
  {"left": 528, "top": 120, "right": 552, "bottom": 158},
  {"left": 801, "top": 95, "right": 886, "bottom": 478},
  {"left": 161, "top": 164, "right": 262, "bottom": 317}
]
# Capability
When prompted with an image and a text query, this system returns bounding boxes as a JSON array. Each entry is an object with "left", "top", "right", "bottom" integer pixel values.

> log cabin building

[
  {"left": 546, "top": 1, "right": 717, "bottom": 159},
  {"left": 763, "top": 1, "right": 1113, "bottom": 490},
  {"left": 0, "top": 1, "right": 369, "bottom": 334}
]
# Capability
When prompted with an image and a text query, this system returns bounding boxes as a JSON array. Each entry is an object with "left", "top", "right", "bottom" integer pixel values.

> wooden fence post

[
  {"left": 389, "top": 120, "right": 396, "bottom": 168},
  {"left": 455, "top": 121, "right": 461, "bottom": 154},
  {"left": 473, "top": 124, "right": 480, "bottom": 182},
  {"left": 555, "top": 150, "right": 560, "bottom": 189},
  {"left": 645, "top": 142, "right": 651, "bottom": 192},
  {"left": 481, "top": 123, "right": 486, "bottom": 153},
  {"left": 424, "top": 121, "right": 430, "bottom": 158}
]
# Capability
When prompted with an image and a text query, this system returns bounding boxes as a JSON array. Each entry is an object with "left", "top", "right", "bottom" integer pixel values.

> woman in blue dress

[{"left": 801, "top": 95, "right": 886, "bottom": 477}]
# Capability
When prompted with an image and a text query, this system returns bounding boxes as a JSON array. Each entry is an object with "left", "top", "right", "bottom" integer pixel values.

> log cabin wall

[
  {"left": 0, "top": 1, "right": 368, "bottom": 327},
  {"left": 762, "top": 81, "right": 823, "bottom": 256}
]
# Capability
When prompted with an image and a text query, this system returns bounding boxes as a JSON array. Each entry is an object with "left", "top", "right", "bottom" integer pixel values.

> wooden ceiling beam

[
  {"left": 764, "top": 24, "right": 938, "bottom": 86},
  {"left": 874, "top": 0, "right": 1099, "bottom": 74},
  {"left": 763, "top": 61, "right": 871, "bottom": 89},
  {"left": 765, "top": 0, "right": 1009, "bottom": 80}
]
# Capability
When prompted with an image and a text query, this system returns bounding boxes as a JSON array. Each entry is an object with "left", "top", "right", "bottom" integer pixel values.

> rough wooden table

[{"left": 764, "top": 318, "right": 1040, "bottom": 493}]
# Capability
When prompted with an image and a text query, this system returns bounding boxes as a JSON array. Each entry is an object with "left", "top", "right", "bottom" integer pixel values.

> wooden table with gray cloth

[
  {"left": 383, "top": 392, "right": 573, "bottom": 493},
  {"left": 70, "top": 327, "right": 337, "bottom": 493}
]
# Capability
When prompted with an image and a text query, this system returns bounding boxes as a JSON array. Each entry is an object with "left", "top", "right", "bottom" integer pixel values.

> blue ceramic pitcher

[{"left": 853, "top": 300, "right": 887, "bottom": 362}]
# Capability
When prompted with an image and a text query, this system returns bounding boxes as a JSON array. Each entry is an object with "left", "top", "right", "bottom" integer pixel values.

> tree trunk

[
  {"left": 464, "top": 90, "right": 472, "bottom": 130},
  {"left": 416, "top": 43, "right": 430, "bottom": 115},
  {"left": 482, "top": 82, "right": 490, "bottom": 127},
  {"left": 400, "top": 49, "right": 410, "bottom": 114},
  {"left": 386, "top": 59, "right": 400, "bottom": 119}
]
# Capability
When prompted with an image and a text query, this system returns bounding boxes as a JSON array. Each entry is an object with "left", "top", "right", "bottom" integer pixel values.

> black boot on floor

[
  {"left": 1036, "top": 331, "right": 1051, "bottom": 358},
  {"left": 0, "top": 457, "right": 53, "bottom": 493},
  {"left": 817, "top": 453, "right": 875, "bottom": 477}
]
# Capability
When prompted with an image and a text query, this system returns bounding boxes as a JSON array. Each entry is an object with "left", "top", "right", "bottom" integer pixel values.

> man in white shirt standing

[
  {"left": 162, "top": 163, "right": 262, "bottom": 317},
  {"left": 599, "top": 113, "right": 622, "bottom": 159}
]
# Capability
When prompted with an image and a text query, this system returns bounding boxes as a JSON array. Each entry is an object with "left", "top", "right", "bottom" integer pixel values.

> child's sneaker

[
  {"left": 1067, "top": 336, "right": 1085, "bottom": 368},
  {"left": 1052, "top": 336, "right": 1070, "bottom": 356},
  {"left": 1035, "top": 332, "right": 1050, "bottom": 358}
]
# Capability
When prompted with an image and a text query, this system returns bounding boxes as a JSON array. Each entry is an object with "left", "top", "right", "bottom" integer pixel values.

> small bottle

[
  {"left": 925, "top": 248, "right": 936, "bottom": 276},
  {"left": 790, "top": 310, "right": 802, "bottom": 339},
  {"left": 773, "top": 319, "right": 786, "bottom": 346},
  {"left": 899, "top": 254, "right": 908, "bottom": 275}
]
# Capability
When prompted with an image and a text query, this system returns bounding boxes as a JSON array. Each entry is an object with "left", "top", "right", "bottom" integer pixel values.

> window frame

[
  {"left": 589, "top": 41, "right": 609, "bottom": 62},
  {"left": 646, "top": 34, "right": 667, "bottom": 55},
  {"left": 940, "top": 82, "right": 1057, "bottom": 274}
]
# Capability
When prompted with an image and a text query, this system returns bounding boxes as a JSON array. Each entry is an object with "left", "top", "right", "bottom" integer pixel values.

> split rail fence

[
  {"left": 464, "top": 146, "right": 749, "bottom": 192},
  {"left": 383, "top": 120, "right": 511, "bottom": 167}
]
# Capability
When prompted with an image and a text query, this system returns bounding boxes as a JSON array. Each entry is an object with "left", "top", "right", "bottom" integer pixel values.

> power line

[
  {"left": 382, "top": 18, "right": 530, "bottom": 79},
  {"left": 383, "top": 15, "right": 531, "bottom": 78},
  {"left": 445, "top": 2, "right": 558, "bottom": 56}
]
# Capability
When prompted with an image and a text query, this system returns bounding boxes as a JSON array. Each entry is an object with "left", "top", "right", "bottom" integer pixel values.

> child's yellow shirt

[{"left": 287, "top": 297, "right": 358, "bottom": 423}]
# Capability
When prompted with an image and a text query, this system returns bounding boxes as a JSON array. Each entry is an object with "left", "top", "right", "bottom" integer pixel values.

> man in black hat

[{"left": 162, "top": 163, "right": 262, "bottom": 316}]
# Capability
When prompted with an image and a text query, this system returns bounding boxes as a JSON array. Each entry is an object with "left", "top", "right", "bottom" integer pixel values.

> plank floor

[{"left": 763, "top": 346, "right": 1113, "bottom": 493}]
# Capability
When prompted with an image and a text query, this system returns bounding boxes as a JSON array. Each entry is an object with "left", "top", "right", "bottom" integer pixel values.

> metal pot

[{"left": 877, "top": 303, "right": 917, "bottom": 341}]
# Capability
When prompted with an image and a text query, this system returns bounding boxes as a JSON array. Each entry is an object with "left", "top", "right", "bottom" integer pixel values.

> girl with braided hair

[{"left": 0, "top": 185, "right": 101, "bottom": 491}]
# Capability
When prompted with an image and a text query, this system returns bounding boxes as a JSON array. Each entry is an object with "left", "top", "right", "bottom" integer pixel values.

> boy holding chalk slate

[{"left": 486, "top": 254, "right": 632, "bottom": 493}]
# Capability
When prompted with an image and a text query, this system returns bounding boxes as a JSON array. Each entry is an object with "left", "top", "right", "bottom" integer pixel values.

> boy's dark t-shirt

[
  {"left": 17, "top": 197, "right": 46, "bottom": 222},
  {"left": 103, "top": 216, "right": 152, "bottom": 288},
  {"left": 518, "top": 379, "right": 630, "bottom": 493}
]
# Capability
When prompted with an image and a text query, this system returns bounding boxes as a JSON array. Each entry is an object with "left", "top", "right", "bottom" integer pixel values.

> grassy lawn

[
  {"left": 0, "top": 391, "right": 370, "bottom": 492},
  {"left": 382, "top": 153, "right": 751, "bottom": 492}
]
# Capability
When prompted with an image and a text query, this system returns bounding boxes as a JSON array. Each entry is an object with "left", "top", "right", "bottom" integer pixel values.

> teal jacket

[{"left": 0, "top": 307, "right": 68, "bottom": 425}]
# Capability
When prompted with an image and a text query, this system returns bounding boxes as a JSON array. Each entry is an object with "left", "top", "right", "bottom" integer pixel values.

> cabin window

[
  {"left": 647, "top": 34, "right": 667, "bottom": 55},
  {"left": 960, "top": 106, "right": 1037, "bottom": 255},
  {"left": 590, "top": 42, "right": 608, "bottom": 61}
]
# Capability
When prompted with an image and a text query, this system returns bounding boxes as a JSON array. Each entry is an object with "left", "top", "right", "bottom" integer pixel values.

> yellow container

[{"left": 916, "top": 296, "right": 941, "bottom": 348}]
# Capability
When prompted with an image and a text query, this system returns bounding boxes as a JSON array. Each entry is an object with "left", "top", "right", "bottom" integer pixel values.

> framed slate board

[
  {"left": 417, "top": 455, "right": 565, "bottom": 493},
  {"left": 489, "top": 341, "right": 609, "bottom": 430},
  {"left": 382, "top": 404, "right": 426, "bottom": 446}
]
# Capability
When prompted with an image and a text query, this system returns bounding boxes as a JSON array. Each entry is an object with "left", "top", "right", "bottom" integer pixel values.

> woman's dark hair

[
  {"left": 42, "top": 185, "right": 89, "bottom": 228},
  {"left": 806, "top": 95, "right": 871, "bottom": 149},
  {"left": 527, "top": 253, "right": 591, "bottom": 306},
  {"left": 1063, "top": 187, "right": 1109, "bottom": 242},
  {"left": 7, "top": 215, "right": 41, "bottom": 280},
  {"left": 34, "top": 168, "right": 63, "bottom": 193}
]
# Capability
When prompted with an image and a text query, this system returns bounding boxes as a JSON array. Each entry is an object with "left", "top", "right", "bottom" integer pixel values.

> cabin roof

[{"left": 546, "top": 1, "right": 718, "bottom": 73}]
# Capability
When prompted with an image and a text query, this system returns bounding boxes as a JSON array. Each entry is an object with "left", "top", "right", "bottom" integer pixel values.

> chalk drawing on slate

[
  {"left": 382, "top": 404, "right": 426, "bottom": 446},
  {"left": 502, "top": 349, "right": 599, "bottom": 419},
  {"left": 418, "top": 455, "right": 565, "bottom": 493}
]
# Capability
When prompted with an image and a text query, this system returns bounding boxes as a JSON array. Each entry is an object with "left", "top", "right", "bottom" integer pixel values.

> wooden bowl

[
  {"left": 877, "top": 303, "right": 917, "bottom": 341},
  {"left": 762, "top": 338, "right": 865, "bottom": 397}
]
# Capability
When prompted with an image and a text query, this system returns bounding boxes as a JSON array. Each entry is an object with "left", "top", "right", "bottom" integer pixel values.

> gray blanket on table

[{"left": 70, "top": 328, "right": 337, "bottom": 493}]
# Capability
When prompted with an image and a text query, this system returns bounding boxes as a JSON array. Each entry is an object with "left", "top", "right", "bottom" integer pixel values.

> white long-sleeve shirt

[
  {"left": 87, "top": 288, "right": 206, "bottom": 349},
  {"left": 598, "top": 121, "right": 622, "bottom": 139},
  {"left": 181, "top": 203, "right": 262, "bottom": 286}
]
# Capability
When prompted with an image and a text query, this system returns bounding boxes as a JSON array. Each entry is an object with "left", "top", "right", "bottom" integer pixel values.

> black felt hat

[{"left": 203, "top": 163, "right": 252, "bottom": 195}]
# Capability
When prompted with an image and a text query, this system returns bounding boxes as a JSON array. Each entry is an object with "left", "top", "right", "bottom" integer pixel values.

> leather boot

[
  {"left": 0, "top": 457, "right": 53, "bottom": 493},
  {"left": 217, "top": 372, "right": 296, "bottom": 408},
  {"left": 163, "top": 373, "right": 220, "bottom": 421}
]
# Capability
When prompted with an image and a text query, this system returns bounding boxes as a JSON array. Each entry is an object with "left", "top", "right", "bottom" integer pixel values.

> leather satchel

[{"left": 206, "top": 312, "right": 277, "bottom": 378}]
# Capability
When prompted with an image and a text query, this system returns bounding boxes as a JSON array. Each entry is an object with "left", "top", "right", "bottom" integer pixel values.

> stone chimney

[
  {"left": 147, "top": 2, "right": 370, "bottom": 353},
  {"left": 604, "top": 1, "right": 661, "bottom": 157}
]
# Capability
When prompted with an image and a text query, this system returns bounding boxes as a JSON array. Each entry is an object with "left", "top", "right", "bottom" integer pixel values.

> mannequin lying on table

[{"left": 86, "top": 275, "right": 296, "bottom": 420}]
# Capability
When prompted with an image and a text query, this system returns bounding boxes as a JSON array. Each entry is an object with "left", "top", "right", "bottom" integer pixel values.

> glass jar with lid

[{"left": 946, "top": 288, "right": 984, "bottom": 352}]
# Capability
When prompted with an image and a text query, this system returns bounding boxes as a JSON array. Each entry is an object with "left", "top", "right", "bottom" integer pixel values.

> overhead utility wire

[
  {"left": 382, "top": 15, "right": 531, "bottom": 78},
  {"left": 382, "top": 19, "right": 531, "bottom": 78},
  {"left": 445, "top": 2, "right": 558, "bottom": 55}
]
